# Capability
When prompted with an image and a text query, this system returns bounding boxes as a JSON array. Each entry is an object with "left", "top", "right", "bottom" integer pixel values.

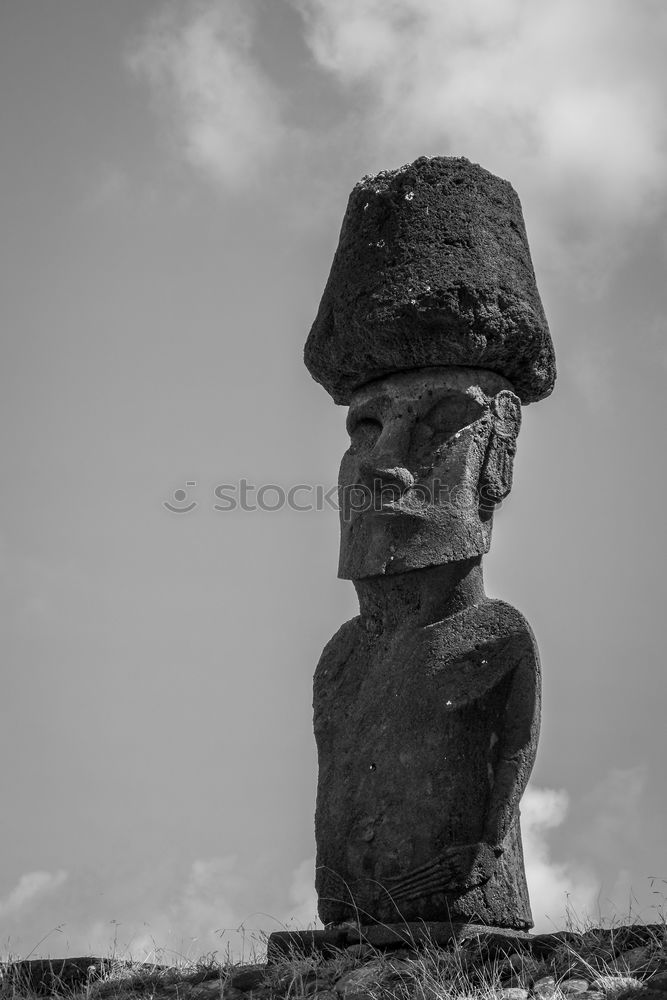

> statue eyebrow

[{"left": 424, "top": 390, "right": 487, "bottom": 412}]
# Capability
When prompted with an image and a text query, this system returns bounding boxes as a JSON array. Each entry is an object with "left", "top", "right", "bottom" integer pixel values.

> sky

[{"left": 1, "top": 0, "right": 667, "bottom": 964}]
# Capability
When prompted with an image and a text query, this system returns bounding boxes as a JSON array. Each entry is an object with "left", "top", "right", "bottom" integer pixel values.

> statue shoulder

[
  {"left": 314, "top": 616, "right": 363, "bottom": 684},
  {"left": 475, "top": 598, "right": 538, "bottom": 643},
  {"left": 471, "top": 598, "right": 541, "bottom": 680},
  {"left": 421, "top": 597, "right": 539, "bottom": 681}
]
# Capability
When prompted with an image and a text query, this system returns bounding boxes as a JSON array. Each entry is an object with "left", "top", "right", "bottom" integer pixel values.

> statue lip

[
  {"left": 368, "top": 498, "right": 427, "bottom": 517},
  {"left": 345, "top": 484, "right": 434, "bottom": 518},
  {"left": 372, "top": 502, "right": 405, "bottom": 516},
  {"left": 344, "top": 499, "right": 406, "bottom": 519}
]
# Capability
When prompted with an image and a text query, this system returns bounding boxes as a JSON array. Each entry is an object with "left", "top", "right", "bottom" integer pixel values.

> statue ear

[{"left": 479, "top": 390, "right": 522, "bottom": 510}]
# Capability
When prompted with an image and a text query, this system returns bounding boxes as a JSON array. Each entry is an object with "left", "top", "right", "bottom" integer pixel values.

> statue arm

[
  {"left": 482, "top": 637, "right": 541, "bottom": 848},
  {"left": 384, "top": 633, "right": 540, "bottom": 900}
]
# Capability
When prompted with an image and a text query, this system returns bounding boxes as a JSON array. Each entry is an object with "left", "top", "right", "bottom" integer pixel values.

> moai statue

[{"left": 304, "top": 157, "right": 556, "bottom": 931}]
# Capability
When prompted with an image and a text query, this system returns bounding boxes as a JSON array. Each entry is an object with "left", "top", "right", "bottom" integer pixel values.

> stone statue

[{"left": 304, "top": 157, "right": 555, "bottom": 932}]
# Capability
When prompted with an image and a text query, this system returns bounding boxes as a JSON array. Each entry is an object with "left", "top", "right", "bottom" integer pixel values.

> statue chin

[{"left": 338, "top": 508, "right": 493, "bottom": 580}]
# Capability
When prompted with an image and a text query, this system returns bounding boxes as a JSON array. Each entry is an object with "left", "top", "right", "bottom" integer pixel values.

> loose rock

[
  {"left": 334, "top": 959, "right": 409, "bottom": 996},
  {"left": 533, "top": 975, "right": 557, "bottom": 998},
  {"left": 560, "top": 980, "right": 591, "bottom": 994}
]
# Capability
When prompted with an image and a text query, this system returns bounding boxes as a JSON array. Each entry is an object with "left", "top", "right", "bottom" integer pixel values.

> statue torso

[{"left": 314, "top": 597, "right": 540, "bottom": 927}]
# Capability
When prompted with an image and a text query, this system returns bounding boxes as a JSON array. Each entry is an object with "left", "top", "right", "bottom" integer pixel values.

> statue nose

[{"left": 359, "top": 459, "right": 415, "bottom": 493}]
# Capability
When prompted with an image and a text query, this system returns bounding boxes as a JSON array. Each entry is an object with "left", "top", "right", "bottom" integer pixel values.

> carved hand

[
  {"left": 384, "top": 842, "right": 502, "bottom": 903},
  {"left": 447, "top": 841, "right": 502, "bottom": 888}
]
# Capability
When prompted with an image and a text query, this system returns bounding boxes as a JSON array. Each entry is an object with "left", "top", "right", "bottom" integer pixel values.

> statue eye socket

[
  {"left": 348, "top": 417, "right": 382, "bottom": 447},
  {"left": 423, "top": 395, "right": 485, "bottom": 437}
]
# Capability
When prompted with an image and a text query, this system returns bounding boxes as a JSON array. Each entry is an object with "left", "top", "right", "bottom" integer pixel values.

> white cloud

[
  {"left": 293, "top": 0, "right": 667, "bottom": 285},
  {"left": 0, "top": 870, "right": 68, "bottom": 920},
  {"left": 129, "top": 0, "right": 667, "bottom": 283},
  {"left": 281, "top": 857, "right": 320, "bottom": 930},
  {"left": 91, "top": 855, "right": 318, "bottom": 964},
  {"left": 522, "top": 786, "right": 599, "bottom": 931},
  {"left": 124, "top": 856, "right": 255, "bottom": 962},
  {"left": 129, "top": 0, "right": 286, "bottom": 190}
]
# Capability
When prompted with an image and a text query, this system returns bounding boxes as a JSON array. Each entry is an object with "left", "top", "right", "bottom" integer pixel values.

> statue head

[
  {"left": 338, "top": 366, "right": 521, "bottom": 580},
  {"left": 304, "top": 156, "right": 554, "bottom": 580}
]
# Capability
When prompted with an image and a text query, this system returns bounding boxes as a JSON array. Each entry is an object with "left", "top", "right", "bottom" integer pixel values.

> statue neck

[{"left": 353, "top": 557, "right": 485, "bottom": 632}]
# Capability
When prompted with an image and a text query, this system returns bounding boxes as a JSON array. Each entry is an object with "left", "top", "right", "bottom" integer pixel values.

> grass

[{"left": 2, "top": 910, "right": 667, "bottom": 1000}]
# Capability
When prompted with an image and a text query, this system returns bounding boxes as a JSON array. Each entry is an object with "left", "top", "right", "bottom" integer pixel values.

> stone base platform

[
  {"left": 268, "top": 921, "right": 667, "bottom": 964},
  {"left": 267, "top": 921, "right": 535, "bottom": 962}
]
